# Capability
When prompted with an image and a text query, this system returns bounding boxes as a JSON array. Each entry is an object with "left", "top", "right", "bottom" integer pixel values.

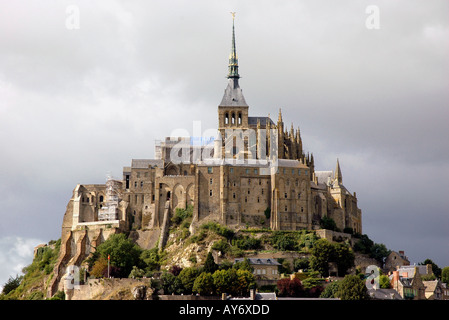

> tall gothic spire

[
  {"left": 227, "top": 12, "right": 240, "bottom": 79},
  {"left": 335, "top": 158, "right": 343, "bottom": 184},
  {"left": 219, "top": 12, "right": 248, "bottom": 107}
]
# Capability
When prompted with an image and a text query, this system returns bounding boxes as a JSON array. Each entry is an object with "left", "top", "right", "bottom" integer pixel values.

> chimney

[
  {"left": 426, "top": 264, "right": 433, "bottom": 275},
  {"left": 392, "top": 271, "right": 399, "bottom": 289}
]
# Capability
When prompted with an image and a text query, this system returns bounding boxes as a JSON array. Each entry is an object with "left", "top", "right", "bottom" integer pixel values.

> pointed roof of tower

[
  {"left": 334, "top": 158, "right": 342, "bottom": 184},
  {"left": 219, "top": 13, "right": 248, "bottom": 107}
]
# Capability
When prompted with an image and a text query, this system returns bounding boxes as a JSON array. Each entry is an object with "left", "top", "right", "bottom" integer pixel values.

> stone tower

[{"left": 217, "top": 14, "right": 250, "bottom": 159}]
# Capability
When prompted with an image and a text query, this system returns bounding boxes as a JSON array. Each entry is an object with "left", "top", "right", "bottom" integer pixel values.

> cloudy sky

[{"left": 0, "top": 0, "right": 448, "bottom": 287}]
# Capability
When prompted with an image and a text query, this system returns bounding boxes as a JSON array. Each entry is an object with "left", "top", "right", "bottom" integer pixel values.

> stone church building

[{"left": 48, "top": 17, "right": 362, "bottom": 297}]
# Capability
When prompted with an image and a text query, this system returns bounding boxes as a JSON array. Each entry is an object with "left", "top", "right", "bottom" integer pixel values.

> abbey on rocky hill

[{"left": 48, "top": 15, "right": 362, "bottom": 297}]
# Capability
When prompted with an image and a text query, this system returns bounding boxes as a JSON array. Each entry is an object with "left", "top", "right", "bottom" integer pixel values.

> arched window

[
  {"left": 231, "top": 113, "right": 235, "bottom": 125},
  {"left": 99, "top": 195, "right": 104, "bottom": 203},
  {"left": 225, "top": 112, "right": 229, "bottom": 125},
  {"left": 238, "top": 112, "right": 242, "bottom": 125}
]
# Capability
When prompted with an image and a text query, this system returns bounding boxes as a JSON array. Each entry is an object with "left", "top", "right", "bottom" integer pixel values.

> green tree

[
  {"left": 96, "top": 233, "right": 142, "bottom": 277},
  {"left": 178, "top": 267, "right": 199, "bottom": 294},
  {"left": 320, "top": 216, "right": 338, "bottom": 231},
  {"left": 140, "top": 248, "right": 160, "bottom": 271},
  {"left": 320, "top": 281, "right": 340, "bottom": 298},
  {"left": 193, "top": 272, "right": 215, "bottom": 296},
  {"left": 129, "top": 266, "right": 145, "bottom": 278},
  {"left": 213, "top": 268, "right": 238, "bottom": 295},
  {"left": 203, "top": 252, "right": 218, "bottom": 273},
  {"left": 420, "top": 259, "right": 442, "bottom": 279},
  {"left": 302, "top": 273, "right": 324, "bottom": 298},
  {"left": 211, "top": 239, "right": 230, "bottom": 255},
  {"left": 441, "top": 266, "right": 449, "bottom": 284},
  {"left": 309, "top": 239, "right": 334, "bottom": 276},
  {"left": 333, "top": 242, "right": 355, "bottom": 276},
  {"left": 235, "top": 269, "right": 256, "bottom": 296},
  {"left": 294, "top": 257, "right": 310, "bottom": 272},
  {"left": 1, "top": 275, "right": 23, "bottom": 295},
  {"left": 161, "top": 272, "right": 183, "bottom": 295},
  {"left": 309, "top": 239, "right": 354, "bottom": 276},
  {"left": 379, "top": 275, "right": 391, "bottom": 289},
  {"left": 353, "top": 234, "right": 374, "bottom": 254},
  {"left": 336, "top": 275, "right": 369, "bottom": 300},
  {"left": 369, "top": 243, "right": 390, "bottom": 264},
  {"left": 264, "top": 207, "right": 271, "bottom": 220}
]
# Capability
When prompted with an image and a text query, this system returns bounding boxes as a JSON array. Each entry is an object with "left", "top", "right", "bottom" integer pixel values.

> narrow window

[
  {"left": 210, "top": 190, "right": 213, "bottom": 197},
  {"left": 284, "top": 193, "right": 288, "bottom": 199},
  {"left": 225, "top": 112, "right": 229, "bottom": 125},
  {"left": 232, "top": 113, "right": 235, "bottom": 125},
  {"left": 210, "top": 178, "right": 213, "bottom": 185},
  {"left": 208, "top": 167, "right": 213, "bottom": 174},
  {"left": 125, "top": 175, "right": 130, "bottom": 189},
  {"left": 238, "top": 112, "right": 242, "bottom": 125},
  {"left": 99, "top": 195, "right": 104, "bottom": 203},
  {"left": 233, "top": 193, "right": 236, "bottom": 199},
  {"left": 230, "top": 168, "right": 234, "bottom": 173}
]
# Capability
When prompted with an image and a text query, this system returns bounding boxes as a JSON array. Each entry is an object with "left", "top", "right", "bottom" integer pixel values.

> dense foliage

[
  {"left": 0, "top": 239, "right": 61, "bottom": 300},
  {"left": 353, "top": 234, "right": 390, "bottom": 264},
  {"left": 309, "top": 239, "right": 355, "bottom": 277}
]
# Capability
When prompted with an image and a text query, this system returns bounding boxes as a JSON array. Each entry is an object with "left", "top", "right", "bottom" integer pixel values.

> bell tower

[{"left": 218, "top": 13, "right": 249, "bottom": 132}]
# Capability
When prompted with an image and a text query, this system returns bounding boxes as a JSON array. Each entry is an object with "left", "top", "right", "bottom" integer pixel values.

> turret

[{"left": 334, "top": 158, "right": 342, "bottom": 185}]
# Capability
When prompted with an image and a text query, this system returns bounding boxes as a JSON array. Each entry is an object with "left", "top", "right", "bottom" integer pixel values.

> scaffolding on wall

[{"left": 98, "top": 175, "right": 122, "bottom": 221}]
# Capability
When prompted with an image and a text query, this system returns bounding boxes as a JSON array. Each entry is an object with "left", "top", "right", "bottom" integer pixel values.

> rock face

[
  {"left": 132, "top": 285, "right": 147, "bottom": 300},
  {"left": 70, "top": 278, "right": 154, "bottom": 300}
]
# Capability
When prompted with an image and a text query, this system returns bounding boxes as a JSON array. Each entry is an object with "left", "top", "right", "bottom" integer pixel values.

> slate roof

[
  {"left": 234, "top": 258, "right": 281, "bottom": 266},
  {"left": 397, "top": 265, "right": 429, "bottom": 277},
  {"left": 368, "top": 289, "right": 403, "bottom": 300},
  {"left": 248, "top": 116, "right": 275, "bottom": 126},
  {"left": 315, "top": 171, "right": 333, "bottom": 185},
  {"left": 131, "top": 159, "right": 164, "bottom": 168},
  {"left": 219, "top": 78, "right": 248, "bottom": 107}
]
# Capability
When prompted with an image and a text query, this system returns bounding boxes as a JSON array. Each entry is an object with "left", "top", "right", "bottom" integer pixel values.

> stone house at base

[
  {"left": 384, "top": 250, "right": 410, "bottom": 273},
  {"left": 422, "top": 280, "right": 449, "bottom": 300},
  {"left": 234, "top": 258, "right": 281, "bottom": 285},
  {"left": 391, "top": 266, "right": 427, "bottom": 300}
]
